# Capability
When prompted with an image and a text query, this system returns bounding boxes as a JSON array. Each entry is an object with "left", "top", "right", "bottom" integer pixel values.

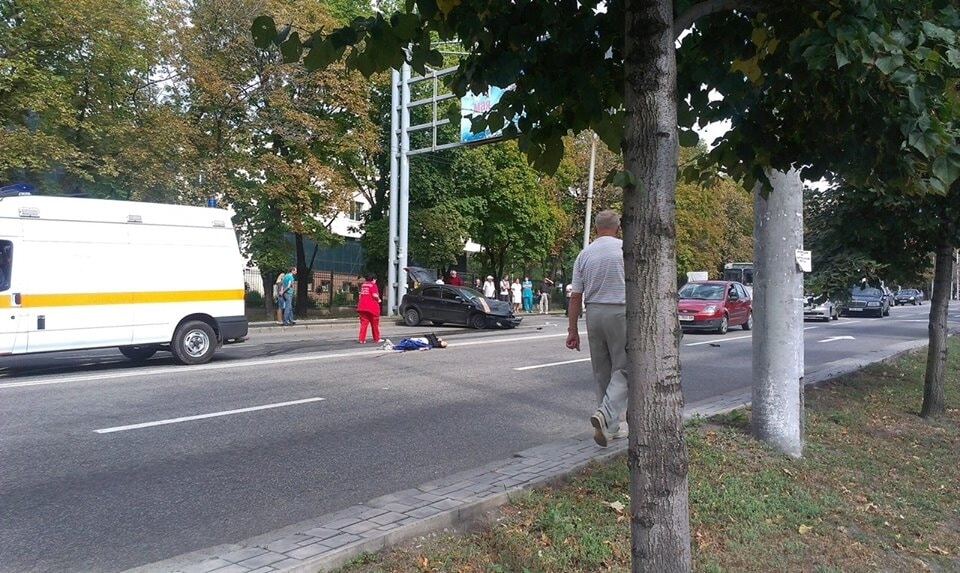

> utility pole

[
  {"left": 397, "top": 63, "right": 411, "bottom": 308},
  {"left": 752, "top": 167, "right": 805, "bottom": 458},
  {"left": 583, "top": 134, "right": 597, "bottom": 250},
  {"left": 387, "top": 69, "right": 400, "bottom": 315}
]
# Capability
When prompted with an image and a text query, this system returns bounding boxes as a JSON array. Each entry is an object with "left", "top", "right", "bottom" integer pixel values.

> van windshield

[{"left": 0, "top": 241, "right": 10, "bottom": 291}]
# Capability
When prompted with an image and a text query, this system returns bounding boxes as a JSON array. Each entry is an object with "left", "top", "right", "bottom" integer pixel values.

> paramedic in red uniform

[{"left": 356, "top": 275, "right": 383, "bottom": 344}]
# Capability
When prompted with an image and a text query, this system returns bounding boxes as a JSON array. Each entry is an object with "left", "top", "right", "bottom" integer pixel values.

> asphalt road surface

[{"left": 0, "top": 303, "right": 956, "bottom": 572}]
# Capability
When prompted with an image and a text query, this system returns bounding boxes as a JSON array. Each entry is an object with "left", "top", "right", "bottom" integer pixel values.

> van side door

[{"left": 0, "top": 240, "right": 26, "bottom": 355}]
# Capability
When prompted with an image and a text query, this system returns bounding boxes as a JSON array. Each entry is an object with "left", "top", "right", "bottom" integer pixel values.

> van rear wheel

[
  {"left": 171, "top": 320, "right": 217, "bottom": 365},
  {"left": 119, "top": 345, "right": 158, "bottom": 361}
]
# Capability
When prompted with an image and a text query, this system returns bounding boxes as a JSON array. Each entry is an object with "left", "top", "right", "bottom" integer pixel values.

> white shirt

[
  {"left": 571, "top": 235, "right": 625, "bottom": 304},
  {"left": 482, "top": 280, "right": 496, "bottom": 298}
]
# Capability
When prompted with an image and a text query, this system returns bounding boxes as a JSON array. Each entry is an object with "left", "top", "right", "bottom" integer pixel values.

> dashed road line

[{"left": 94, "top": 397, "right": 325, "bottom": 434}]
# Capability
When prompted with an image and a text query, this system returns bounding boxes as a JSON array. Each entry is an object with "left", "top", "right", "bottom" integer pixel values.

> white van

[{"left": 0, "top": 194, "right": 248, "bottom": 365}]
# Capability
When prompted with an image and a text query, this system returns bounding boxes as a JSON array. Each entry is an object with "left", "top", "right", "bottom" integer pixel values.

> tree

[
  {"left": 0, "top": 0, "right": 194, "bottom": 200},
  {"left": 453, "top": 142, "right": 560, "bottom": 279},
  {"left": 176, "top": 0, "right": 378, "bottom": 314},
  {"left": 679, "top": 1, "right": 960, "bottom": 422}
]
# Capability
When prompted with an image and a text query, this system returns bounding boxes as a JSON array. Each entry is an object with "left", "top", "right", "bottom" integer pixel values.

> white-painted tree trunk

[{"left": 751, "top": 168, "right": 805, "bottom": 458}]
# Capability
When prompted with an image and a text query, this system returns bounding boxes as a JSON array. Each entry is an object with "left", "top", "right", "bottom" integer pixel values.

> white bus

[{"left": 0, "top": 194, "right": 247, "bottom": 365}]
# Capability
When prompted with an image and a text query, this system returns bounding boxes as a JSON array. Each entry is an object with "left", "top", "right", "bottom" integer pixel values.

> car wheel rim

[
  {"left": 406, "top": 310, "right": 418, "bottom": 323},
  {"left": 184, "top": 328, "right": 210, "bottom": 358}
]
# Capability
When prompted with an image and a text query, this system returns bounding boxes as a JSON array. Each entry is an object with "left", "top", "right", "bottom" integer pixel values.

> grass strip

[{"left": 340, "top": 340, "right": 960, "bottom": 572}]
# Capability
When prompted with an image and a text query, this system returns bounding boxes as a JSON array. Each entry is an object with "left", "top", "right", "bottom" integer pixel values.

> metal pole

[
  {"left": 752, "top": 167, "right": 805, "bottom": 458},
  {"left": 387, "top": 69, "right": 400, "bottom": 316},
  {"left": 582, "top": 134, "right": 597, "bottom": 250},
  {"left": 398, "top": 63, "right": 411, "bottom": 305}
]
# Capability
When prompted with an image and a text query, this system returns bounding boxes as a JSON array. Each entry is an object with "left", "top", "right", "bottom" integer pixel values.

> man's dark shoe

[{"left": 590, "top": 411, "right": 608, "bottom": 447}]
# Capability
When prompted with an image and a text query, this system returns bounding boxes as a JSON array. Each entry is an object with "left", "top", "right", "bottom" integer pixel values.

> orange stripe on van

[{"left": 13, "top": 290, "right": 243, "bottom": 308}]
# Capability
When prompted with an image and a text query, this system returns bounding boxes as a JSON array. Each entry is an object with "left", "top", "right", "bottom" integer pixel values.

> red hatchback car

[{"left": 677, "top": 280, "right": 753, "bottom": 334}]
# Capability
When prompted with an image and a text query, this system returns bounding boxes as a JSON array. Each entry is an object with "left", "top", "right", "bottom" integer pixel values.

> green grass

[{"left": 338, "top": 340, "right": 960, "bottom": 573}]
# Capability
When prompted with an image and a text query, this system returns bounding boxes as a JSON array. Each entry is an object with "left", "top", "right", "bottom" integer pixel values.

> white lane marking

[
  {"left": 94, "top": 397, "right": 325, "bottom": 434},
  {"left": 0, "top": 331, "right": 575, "bottom": 391},
  {"left": 685, "top": 334, "right": 752, "bottom": 347},
  {"left": 514, "top": 358, "right": 591, "bottom": 371},
  {"left": 820, "top": 336, "right": 855, "bottom": 343}
]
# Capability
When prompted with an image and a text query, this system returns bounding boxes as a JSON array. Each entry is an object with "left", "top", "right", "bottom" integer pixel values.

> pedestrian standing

[
  {"left": 511, "top": 278, "right": 523, "bottom": 313},
  {"left": 448, "top": 269, "right": 464, "bottom": 286},
  {"left": 280, "top": 266, "right": 297, "bottom": 326},
  {"left": 500, "top": 276, "right": 511, "bottom": 302},
  {"left": 564, "top": 283, "right": 573, "bottom": 316},
  {"left": 356, "top": 275, "right": 382, "bottom": 344},
  {"left": 540, "top": 277, "right": 554, "bottom": 314},
  {"left": 522, "top": 276, "right": 534, "bottom": 313},
  {"left": 565, "top": 210, "right": 628, "bottom": 447},
  {"left": 482, "top": 275, "right": 496, "bottom": 298},
  {"left": 273, "top": 273, "right": 284, "bottom": 323}
]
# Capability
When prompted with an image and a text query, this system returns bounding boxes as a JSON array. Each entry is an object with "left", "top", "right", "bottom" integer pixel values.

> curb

[{"left": 130, "top": 333, "right": 947, "bottom": 573}]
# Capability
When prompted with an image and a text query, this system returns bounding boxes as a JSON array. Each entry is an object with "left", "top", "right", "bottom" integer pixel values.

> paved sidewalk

[{"left": 129, "top": 336, "right": 934, "bottom": 573}]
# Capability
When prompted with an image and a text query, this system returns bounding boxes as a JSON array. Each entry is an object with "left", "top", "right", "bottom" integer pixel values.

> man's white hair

[{"left": 595, "top": 209, "right": 620, "bottom": 231}]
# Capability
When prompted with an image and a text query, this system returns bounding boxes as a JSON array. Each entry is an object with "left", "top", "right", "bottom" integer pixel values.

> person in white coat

[
  {"left": 510, "top": 278, "right": 523, "bottom": 313},
  {"left": 482, "top": 275, "right": 496, "bottom": 298}
]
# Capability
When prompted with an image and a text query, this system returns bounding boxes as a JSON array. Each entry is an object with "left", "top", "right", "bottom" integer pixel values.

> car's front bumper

[
  {"left": 488, "top": 315, "right": 522, "bottom": 328},
  {"left": 803, "top": 307, "right": 832, "bottom": 320},
  {"left": 679, "top": 317, "right": 722, "bottom": 330}
]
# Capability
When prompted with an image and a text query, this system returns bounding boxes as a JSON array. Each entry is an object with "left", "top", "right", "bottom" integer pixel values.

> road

[{"left": 0, "top": 303, "right": 955, "bottom": 572}]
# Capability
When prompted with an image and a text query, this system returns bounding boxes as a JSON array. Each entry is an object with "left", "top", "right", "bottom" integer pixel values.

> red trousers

[{"left": 358, "top": 311, "right": 380, "bottom": 342}]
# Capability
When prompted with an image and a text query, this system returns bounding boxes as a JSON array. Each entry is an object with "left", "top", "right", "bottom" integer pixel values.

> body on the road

[{"left": 566, "top": 209, "right": 628, "bottom": 447}]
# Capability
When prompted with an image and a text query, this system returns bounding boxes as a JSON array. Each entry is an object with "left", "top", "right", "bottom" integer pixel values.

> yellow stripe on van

[{"left": 11, "top": 290, "right": 243, "bottom": 308}]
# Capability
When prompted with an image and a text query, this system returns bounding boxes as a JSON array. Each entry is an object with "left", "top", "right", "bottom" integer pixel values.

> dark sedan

[
  {"left": 399, "top": 284, "right": 522, "bottom": 329},
  {"left": 894, "top": 289, "right": 924, "bottom": 306},
  {"left": 841, "top": 286, "right": 889, "bottom": 317}
]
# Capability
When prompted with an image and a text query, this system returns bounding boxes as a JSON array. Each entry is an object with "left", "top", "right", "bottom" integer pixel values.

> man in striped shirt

[{"left": 565, "top": 209, "right": 628, "bottom": 447}]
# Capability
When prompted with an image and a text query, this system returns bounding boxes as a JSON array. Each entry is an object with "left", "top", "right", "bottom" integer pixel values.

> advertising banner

[{"left": 460, "top": 86, "right": 510, "bottom": 144}]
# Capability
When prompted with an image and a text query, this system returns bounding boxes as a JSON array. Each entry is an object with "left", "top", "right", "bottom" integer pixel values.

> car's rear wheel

[
  {"left": 742, "top": 312, "right": 752, "bottom": 331},
  {"left": 403, "top": 308, "right": 421, "bottom": 326},
  {"left": 469, "top": 313, "right": 487, "bottom": 329},
  {"left": 119, "top": 345, "right": 158, "bottom": 361},
  {"left": 717, "top": 315, "right": 729, "bottom": 335}
]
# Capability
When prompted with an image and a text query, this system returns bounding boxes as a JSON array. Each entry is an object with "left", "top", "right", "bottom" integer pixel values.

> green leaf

[
  {"left": 391, "top": 13, "right": 421, "bottom": 41},
  {"left": 875, "top": 55, "right": 904, "bottom": 75},
  {"left": 280, "top": 32, "right": 303, "bottom": 64},
  {"left": 304, "top": 39, "right": 342, "bottom": 71},
  {"left": 835, "top": 45, "right": 851, "bottom": 68},
  {"left": 251, "top": 16, "right": 277, "bottom": 49},
  {"left": 275, "top": 24, "right": 292, "bottom": 45},
  {"left": 679, "top": 129, "right": 699, "bottom": 148},
  {"left": 931, "top": 156, "right": 960, "bottom": 187},
  {"left": 425, "top": 49, "right": 444, "bottom": 67},
  {"left": 908, "top": 85, "right": 924, "bottom": 110},
  {"left": 532, "top": 137, "right": 564, "bottom": 174},
  {"left": 437, "top": 0, "right": 461, "bottom": 17},
  {"left": 594, "top": 111, "right": 624, "bottom": 152}
]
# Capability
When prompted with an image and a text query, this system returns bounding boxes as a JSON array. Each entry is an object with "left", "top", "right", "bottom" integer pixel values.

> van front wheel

[
  {"left": 119, "top": 345, "right": 157, "bottom": 361},
  {"left": 171, "top": 320, "right": 217, "bottom": 365}
]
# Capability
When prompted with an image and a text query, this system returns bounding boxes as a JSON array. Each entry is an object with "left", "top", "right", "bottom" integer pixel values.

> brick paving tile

[
  {"left": 323, "top": 533, "right": 361, "bottom": 549},
  {"left": 341, "top": 521, "right": 378, "bottom": 535},
  {"left": 236, "top": 552, "right": 286, "bottom": 570},
  {"left": 285, "top": 542, "right": 329, "bottom": 560},
  {"left": 300, "top": 527, "right": 339, "bottom": 540},
  {"left": 220, "top": 548, "right": 268, "bottom": 564},
  {"left": 370, "top": 511, "right": 406, "bottom": 526},
  {"left": 177, "top": 558, "right": 235, "bottom": 573},
  {"left": 207, "top": 565, "right": 251, "bottom": 573}
]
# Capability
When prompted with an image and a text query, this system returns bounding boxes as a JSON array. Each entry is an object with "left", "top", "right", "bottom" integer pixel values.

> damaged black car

[{"left": 400, "top": 267, "right": 521, "bottom": 329}]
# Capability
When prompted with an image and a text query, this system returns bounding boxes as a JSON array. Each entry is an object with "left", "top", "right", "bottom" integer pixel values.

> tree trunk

[
  {"left": 622, "top": 1, "right": 691, "bottom": 571},
  {"left": 262, "top": 270, "right": 277, "bottom": 319},
  {"left": 921, "top": 241, "right": 953, "bottom": 418},
  {"left": 751, "top": 168, "right": 805, "bottom": 457},
  {"left": 295, "top": 233, "right": 309, "bottom": 317}
]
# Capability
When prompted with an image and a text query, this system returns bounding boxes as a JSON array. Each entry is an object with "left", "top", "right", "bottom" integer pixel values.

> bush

[
  {"left": 333, "top": 291, "right": 354, "bottom": 307},
  {"left": 245, "top": 290, "right": 264, "bottom": 306}
]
